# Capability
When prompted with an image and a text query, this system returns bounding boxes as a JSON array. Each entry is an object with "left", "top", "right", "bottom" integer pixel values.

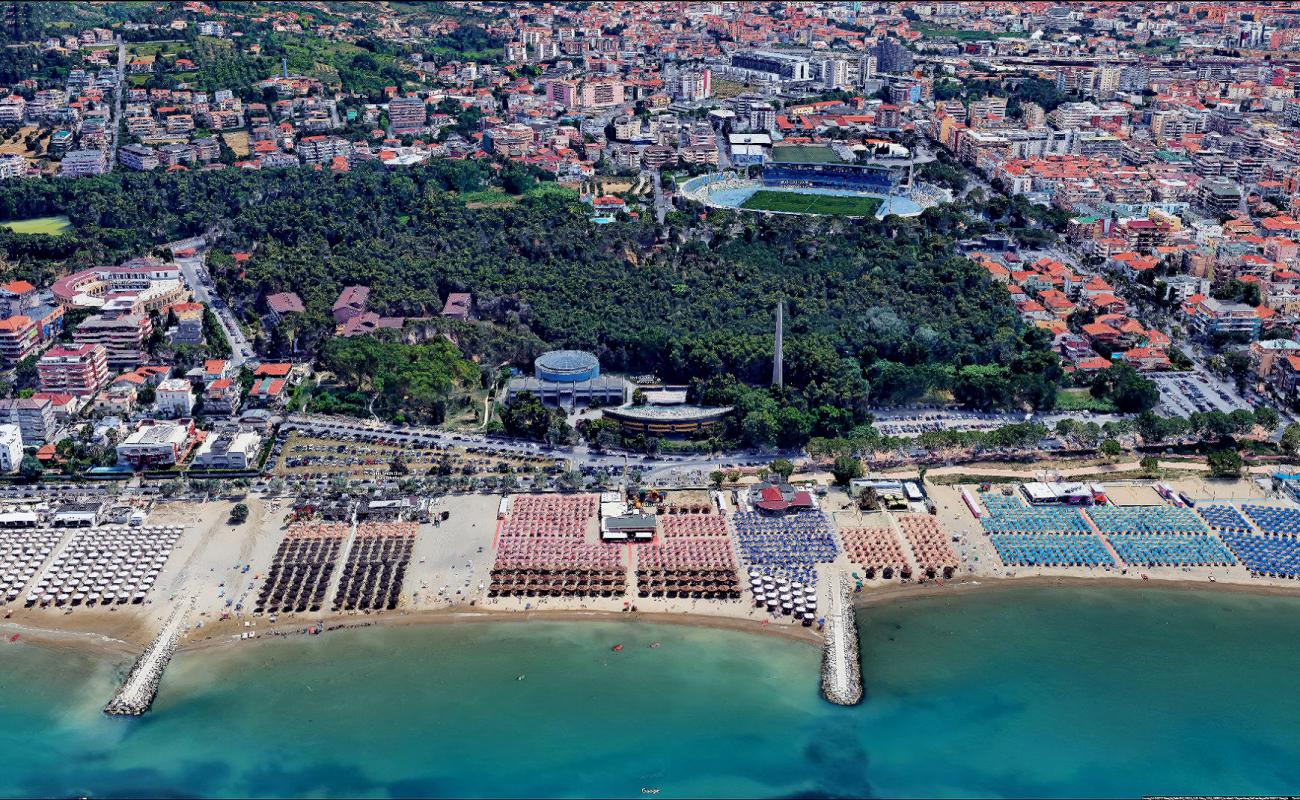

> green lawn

[
  {"left": 917, "top": 27, "right": 1021, "bottom": 41},
  {"left": 770, "top": 144, "right": 842, "bottom": 164},
  {"left": 460, "top": 185, "right": 578, "bottom": 208},
  {"left": 1055, "top": 388, "right": 1117, "bottom": 413},
  {"left": 127, "top": 41, "right": 184, "bottom": 58},
  {"left": 1, "top": 215, "right": 72, "bottom": 235},
  {"left": 460, "top": 189, "right": 517, "bottom": 208},
  {"left": 740, "top": 190, "right": 882, "bottom": 217}
]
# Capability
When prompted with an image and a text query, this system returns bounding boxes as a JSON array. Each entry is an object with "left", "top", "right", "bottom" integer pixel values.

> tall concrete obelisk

[{"left": 773, "top": 299, "right": 784, "bottom": 389}]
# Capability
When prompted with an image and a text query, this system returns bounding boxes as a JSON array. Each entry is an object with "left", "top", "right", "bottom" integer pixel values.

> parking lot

[
  {"left": 271, "top": 433, "right": 565, "bottom": 481},
  {"left": 874, "top": 411, "right": 1027, "bottom": 437},
  {"left": 1152, "top": 372, "right": 1249, "bottom": 417}
]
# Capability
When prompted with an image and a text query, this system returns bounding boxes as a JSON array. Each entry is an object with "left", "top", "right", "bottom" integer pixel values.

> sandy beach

[{"left": 6, "top": 471, "right": 1300, "bottom": 666}]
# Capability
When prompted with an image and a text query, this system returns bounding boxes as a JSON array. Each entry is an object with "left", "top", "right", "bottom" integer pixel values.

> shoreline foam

[{"left": 7, "top": 571, "right": 1300, "bottom": 659}]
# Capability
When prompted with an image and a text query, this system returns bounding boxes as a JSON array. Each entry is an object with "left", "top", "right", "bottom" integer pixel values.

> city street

[{"left": 168, "top": 237, "right": 256, "bottom": 369}]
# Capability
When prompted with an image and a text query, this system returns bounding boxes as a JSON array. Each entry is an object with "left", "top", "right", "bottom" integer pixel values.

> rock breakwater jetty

[
  {"left": 104, "top": 597, "right": 193, "bottom": 716},
  {"left": 819, "top": 572, "right": 862, "bottom": 705}
]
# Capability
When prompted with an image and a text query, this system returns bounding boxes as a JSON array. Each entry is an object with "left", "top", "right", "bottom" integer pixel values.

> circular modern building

[{"left": 534, "top": 350, "right": 601, "bottom": 383}]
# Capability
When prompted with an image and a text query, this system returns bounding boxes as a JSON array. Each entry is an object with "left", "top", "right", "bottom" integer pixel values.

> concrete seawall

[
  {"left": 104, "top": 598, "right": 193, "bottom": 716},
  {"left": 820, "top": 573, "right": 863, "bottom": 706}
]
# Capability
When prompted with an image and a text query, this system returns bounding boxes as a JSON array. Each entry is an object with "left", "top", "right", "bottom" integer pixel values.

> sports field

[
  {"left": 1, "top": 215, "right": 72, "bottom": 235},
  {"left": 770, "top": 144, "right": 842, "bottom": 163},
  {"left": 739, "top": 190, "right": 882, "bottom": 217}
]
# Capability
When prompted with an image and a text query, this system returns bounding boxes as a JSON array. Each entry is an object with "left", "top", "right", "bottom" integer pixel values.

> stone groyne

[
  {"left": 820, "top": 573, "right": 863, "bottom": 706},
  {"left": 104, "top": 598, "right": 193, "bottom": 716}
]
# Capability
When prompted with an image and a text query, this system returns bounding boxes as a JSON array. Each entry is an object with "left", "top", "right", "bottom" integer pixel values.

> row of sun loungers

[
  {"left": 658, "top": 514, "right": 727, "bottom": 539},
  {"left": 1241, "top": 505, "right": 1300, "bottom": 536},
  {"left": 491, "top": 495, "right": 625, "bottom": 597},
  {"left": 1086, "top": 506, "right": 1206, "bottom": 534},
  {"left": 1220, "top": 532, "right": 1300, "bottom": 579},
  {"left": 256, "top": 523, "right": 347, "bottom": 614},
  {"left": 989, "top": 534, "right": 1115, "bottom": 567},
  {"left": 840, "top": 527, "right": 909, "bottom": 580},
  {"left": 733, "top": 510, "right": 837, "bottom": 590},
  {"left": 637, "top": 522, "right": 740, "bottom": 598},
  {"left": 1197, "top": 504, "right": 1252, "bottom": 533},
  {"left": 500, "top": 495, "right": 597, "bottom": 539},
  {"left": 980, "top": 495, "right": 1090, "bottom": 534},
  {"left": 898, "top": 514, "right": 959, "bottom": 578},
  {"left": 27, "top": 526, "right": 181, "bottom": 608},
  {"left": 0, "top": 529, "right": 65, "bottom": 605},
  {"left": 333, "top": 523, "right": 416, "bottom": 612},
  {"left": 1107, "top": 534, "right": 1235, "bottom": 567}
]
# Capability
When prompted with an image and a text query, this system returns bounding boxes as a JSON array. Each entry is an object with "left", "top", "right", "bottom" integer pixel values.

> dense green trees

[
  {"left": 1207, "top": 449, "right": 1244, "bottom": 479},
  {"left": 1211, "top": 279, "right": 1262, "bottom": 308},
  {"left": 1091, "top": 364, "right": 1160, "bottom": 413},
  {"left": 426, "top": 24, "right": 505, "bottom": 62},
  {"left": 1136, "top": 407, "right": 1276, "bottom": 445},
  {"left": 316, "top": 336, "right": 479, "bottom": 424},
  {"left": 1282, "top": 423, "right": 1300, "bottom": 455},
  {"left": 500, "top": 391, "right": 571, "bottom": 442},
  {"left": 915, "top": 159, "right": 967, "bottom": 193},
  {"left": 17, "top": 454, "right": 43, "bottom": 482},
  {"left": 0, "top": 159, "right": 1061, "bottom": 442},
  {"left": 831, "top": 455, "right": 863, "bottom": 486},
  {"left": 1007, "top": 77, "right": 1071, "bottom": 114}
]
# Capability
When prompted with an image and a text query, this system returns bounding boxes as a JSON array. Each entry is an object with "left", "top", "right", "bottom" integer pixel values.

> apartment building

[
  {"left": 71, "top": 313, "right": 152, "bottom": 371},
  {"left": 0, "top": 303, "right": 63, "bottom": 364},
  {"left": 0, "top": 398, "right": 56, "bottom": 444},
  {"left": 37, "top": 343, "right": 110, "bottom": 397},
  {"left": 0, "top": 153, "right": 27, "bottom": 179},
  {"left": 1187, "top": 297, "right": 1262, "bottom": 340},
  {"left": 58, "top": 149, "right": 108, "bottom": 177},
  {"left": 202, "top": 378, "right": 239, "bottom": 415},
  {"left": 581, "top": 79, "right": 624, "bottom": 108},
  {"left": 485, "top": 123, "right": 535, "bottom": 156},
  {"left": 298, "top": 135, "right": 352, "bottom": 165},
  {"left": 118, "top": 143, "right": 159, "bottom": 171},
  {"left": 0, "top": 423, "right": 21, "bottom": 472},
  {"left": 155, "top": 378, "right": 194, "bottom": 418},
  {"left": 387, "top": 96, "right": 427, "bottom": 132}
]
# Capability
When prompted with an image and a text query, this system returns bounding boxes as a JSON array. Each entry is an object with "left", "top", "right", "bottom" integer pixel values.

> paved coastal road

[{"left": 284, "top": 413, "right": 793, "bottom": 481}]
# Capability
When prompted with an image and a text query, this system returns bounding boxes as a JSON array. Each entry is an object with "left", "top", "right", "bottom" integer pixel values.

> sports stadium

[{"left": 682, "top": 145, "right": 943, "bottom": 219}]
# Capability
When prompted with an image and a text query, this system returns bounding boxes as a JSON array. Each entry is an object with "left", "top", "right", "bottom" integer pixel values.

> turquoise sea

[{"left": 2, "top": 586, "right": 1300, "bottom": 798}]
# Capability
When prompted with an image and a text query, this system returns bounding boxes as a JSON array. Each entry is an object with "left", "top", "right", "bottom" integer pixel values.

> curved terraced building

[
  {"left": 52, "top": 258, "right": 188, "bottom": 314},
  {"left": 602, "top": 404, "right": 733, "bottom": 437}
]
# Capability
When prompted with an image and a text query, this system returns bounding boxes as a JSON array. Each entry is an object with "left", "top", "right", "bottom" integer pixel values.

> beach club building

[
  {"left": 1020, "top": 481, "right": 1103, "bottom": 505},
  {"left": 750, "top": 482, "right": 815, "bottom": 514},
  {"left": 115, "top": 419, "right": 200, "bottom": 469}
]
